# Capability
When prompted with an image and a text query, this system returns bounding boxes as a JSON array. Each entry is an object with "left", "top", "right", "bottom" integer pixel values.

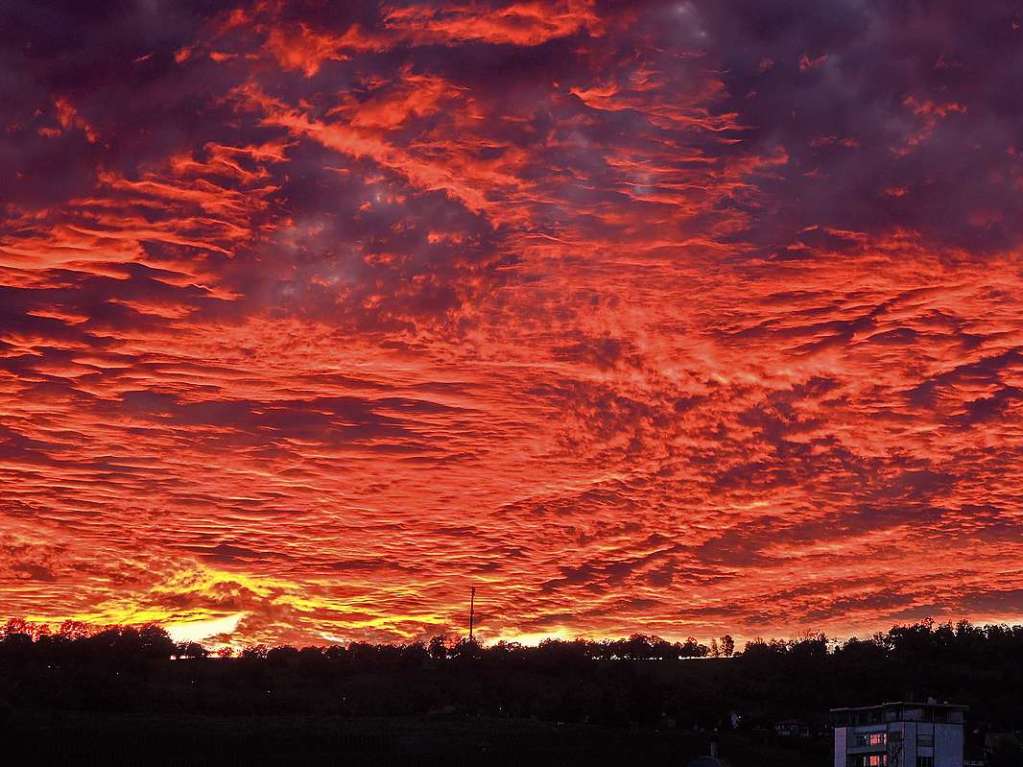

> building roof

[
  {"left": 831, "top": 701, "right": 968, "bottom": 713},
  {"left": 831, "top": 701, "right": 968, "bottom": 728}
]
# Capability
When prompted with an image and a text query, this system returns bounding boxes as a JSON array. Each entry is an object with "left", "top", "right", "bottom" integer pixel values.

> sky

[{"left": 2, "top": 0, "right": 1023, "bottom": 647}]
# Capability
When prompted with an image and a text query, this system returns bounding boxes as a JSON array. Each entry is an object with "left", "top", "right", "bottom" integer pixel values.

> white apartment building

[{"left": 831, "top": 701, "right": 966, "bottom": 767}]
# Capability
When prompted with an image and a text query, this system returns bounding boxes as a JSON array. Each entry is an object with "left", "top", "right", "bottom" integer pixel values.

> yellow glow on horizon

[
  {"left": 166, "top": 612, "right": 246, "bottom": 643},
  {"left": 490, "top": 627, "right": 576, "bottom": 646}
]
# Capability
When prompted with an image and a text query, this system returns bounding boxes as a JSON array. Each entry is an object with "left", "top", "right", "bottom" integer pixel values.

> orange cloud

[{"left": 383, "top": 0, "right": 604, "bottom": 47}]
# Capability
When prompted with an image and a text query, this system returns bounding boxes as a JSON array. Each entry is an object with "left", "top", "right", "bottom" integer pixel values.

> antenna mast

[{"left": 469, "top": 586, "right": 476, "bottom": 642}]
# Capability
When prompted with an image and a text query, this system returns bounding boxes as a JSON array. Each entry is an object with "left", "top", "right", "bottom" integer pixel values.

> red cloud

[{"left": 2, "top": 0, "right": 1022, "bottom": 647}]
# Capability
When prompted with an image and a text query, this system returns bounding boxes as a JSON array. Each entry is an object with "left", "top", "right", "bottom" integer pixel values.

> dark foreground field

[
  {"left": 4, "top": 710, "right": 828, "bottom": 766},
  {"left": 3, "top": 619, "right": 1021, "bottom": 765}
]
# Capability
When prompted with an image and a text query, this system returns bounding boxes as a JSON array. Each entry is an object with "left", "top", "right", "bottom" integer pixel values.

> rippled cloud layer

[{"left": 2, "top": 0, "right": 1022, "bottom": 645}]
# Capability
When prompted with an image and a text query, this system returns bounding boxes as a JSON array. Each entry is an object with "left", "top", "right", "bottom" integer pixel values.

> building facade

[{"left": 831, "top": 702, "right": 966, "bottom": 767}]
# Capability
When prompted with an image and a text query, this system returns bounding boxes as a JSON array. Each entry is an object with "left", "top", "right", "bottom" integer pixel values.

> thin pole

[{"left": 469, "top": 586, "right": 476, "bottom": 642}]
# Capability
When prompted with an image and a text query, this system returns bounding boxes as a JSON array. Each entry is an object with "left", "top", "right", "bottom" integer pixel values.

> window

[
  {"left": 855, "top": 732, "right": 886, "bottom": 748},
  {"left": 917, "top": 758, "right": 933, "bottom": 767},
  {"left": 918, "top": 732, "right": 934, "bottom": 747},
  {"left": 847, "top": 756, "right": 888, "bottom": 767}
]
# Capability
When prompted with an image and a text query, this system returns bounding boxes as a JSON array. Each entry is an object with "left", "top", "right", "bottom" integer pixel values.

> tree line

[{"left": 1, "top": 617, "right": 1021, "bottom": 735}]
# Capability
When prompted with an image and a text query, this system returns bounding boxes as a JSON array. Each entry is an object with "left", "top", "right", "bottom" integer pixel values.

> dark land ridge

[{"left": 1, "top": 618, "right": 1021, "bottom": 765}]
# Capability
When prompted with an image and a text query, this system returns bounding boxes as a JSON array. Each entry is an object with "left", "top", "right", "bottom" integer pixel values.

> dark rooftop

[{"left": 831, "top": 701, "right": 968, "bottom": 713}]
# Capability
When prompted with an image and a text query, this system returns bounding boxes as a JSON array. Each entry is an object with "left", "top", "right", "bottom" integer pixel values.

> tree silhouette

[
  {"left": 721, "top": 635, "right": 735, "bottom": 657},
  {"left": 0, "top": 612, "right": 1019, "bottom": 763},
  {"left": 176, "top": 641, "right": 209, "bottom": 660}
]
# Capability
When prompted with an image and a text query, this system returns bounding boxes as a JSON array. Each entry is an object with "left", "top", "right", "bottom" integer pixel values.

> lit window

[
  {"left": 855, "top": 732, "right": 886, "bottom": 748},
  {"left": 847, "top": 756, "right": 889, "bottom": 767}
]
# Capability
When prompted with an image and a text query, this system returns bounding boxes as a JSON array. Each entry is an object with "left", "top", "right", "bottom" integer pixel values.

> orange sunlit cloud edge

[{"left": 2, "top": 0, "right": 1022, "bottom": 647}]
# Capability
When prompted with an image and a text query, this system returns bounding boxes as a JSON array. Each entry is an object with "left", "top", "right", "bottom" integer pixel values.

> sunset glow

[{"left": 3, "top": 1, "right": 1023, "bottom": 647}]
